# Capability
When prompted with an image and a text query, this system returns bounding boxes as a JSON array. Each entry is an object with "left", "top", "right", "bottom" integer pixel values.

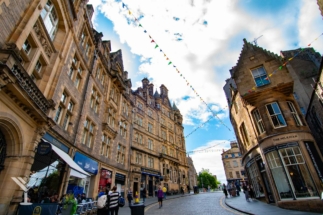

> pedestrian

[
  {"left": 97, "top": 187, "right": 109, "bottom": 215},
  {"left": 127, "top": 188, "right": 133, "bottom": 206},
  {"left": 235, "top": 181, "right": 241, "bottom": 197},
  {"left": 162, "top": 185, "right": 167, "bottom": 199},
  {"left": 157, "top": 186, "right": 163, "bottom": 209},
  {"left": 187, "top": 185, "right": 190, "bottom": 194},
  {"left": 142, "top": 187, "right": 146, "bottom": 203},
  {"left": 222, "top": 184, "right": 228, "bottom": 198},
  {"left": 109, "top": 186, "right": 119, "bottom": 215},
  {"left": 249, "top": 184, "right": 255, "bottom": 200},
  {"left": 180, "top": 187, "right": 184, "bottom": 195},
  {"left": 227, "top": 182, "right": 232, "bottom": 197},
  {"left": 242, "top": 182, "right": 250, "bottom": 202}
]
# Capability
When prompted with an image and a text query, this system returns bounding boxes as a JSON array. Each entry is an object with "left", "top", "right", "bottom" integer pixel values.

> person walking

[
  {"left": 142, "top": 187, "right": 147, "bottom": 204},
  {"left": 227, "top": 182, "right": 232, "bottom": 197},
  {"left": 127, "top": 188, "right": 133, "bottom": 206},
  {"left": 235, "top": 181, "right": 241, "bottom": 197},
  {"left": 97, "top": 187, "right": 109, "bottom": 215},
  {"left": 242, "top": 182, "right": 250, "bottom": 202},
  {"left": 157, "top": 186, "right": 164, "bottom": 209},
  {"left": 109, "top": 186, "right": 120, "bottom": 215},
  {"left": 222, "top": 184, "right": 228, "bottom": 198},
  {"left": 249, "top": 184, "right": 255, "bottom": 200},
  {"left": 162, "top": 185, "right": 167, "bottom": 199}
]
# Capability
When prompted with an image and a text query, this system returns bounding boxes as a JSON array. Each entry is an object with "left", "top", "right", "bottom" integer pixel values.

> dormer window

[{"left": 251, "top": 66, "right": 270, "bottom": 87}]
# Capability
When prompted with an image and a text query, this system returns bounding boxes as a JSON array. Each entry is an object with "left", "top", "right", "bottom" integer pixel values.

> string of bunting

[
  {"left": 120, "top": 1, "right": 233, "bottom": 133},
  {"left": 186, "top": 141, "right": 230, "bottom": 154},
  {"left": 243, "top": 33, "right": 323, "bottom": 96}
]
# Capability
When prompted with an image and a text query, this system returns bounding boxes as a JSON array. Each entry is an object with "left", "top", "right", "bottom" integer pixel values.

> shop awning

[
  {"left": 49, "top": 142, "right": 90, "bottom": 177},
  {"left": 70, "top": 169, "right": 88, "bottom": 179}
]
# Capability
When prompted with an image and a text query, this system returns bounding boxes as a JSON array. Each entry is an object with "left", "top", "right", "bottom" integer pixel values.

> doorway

[{"left": 148, "top": 179, "right": 153, "bottom": 196}]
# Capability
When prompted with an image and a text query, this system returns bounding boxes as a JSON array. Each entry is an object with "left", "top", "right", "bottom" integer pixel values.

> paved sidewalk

[
  {"left": 225, "top": 194, "right": 321, "bottom": 215},
  {"left": 118, "top": 191, "right": 195, "bottom": 215}
]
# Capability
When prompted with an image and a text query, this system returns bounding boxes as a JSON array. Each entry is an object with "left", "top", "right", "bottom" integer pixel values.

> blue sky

[{"left": 89, "top": 0, "right": 323, "bottom": 183}]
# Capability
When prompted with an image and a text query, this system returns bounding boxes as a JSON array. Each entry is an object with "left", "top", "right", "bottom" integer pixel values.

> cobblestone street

[{"left": 144, "top": 192, "right": 244, "bottom": 215}]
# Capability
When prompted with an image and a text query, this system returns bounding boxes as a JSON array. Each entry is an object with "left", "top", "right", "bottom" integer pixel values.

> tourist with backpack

[{"left": 97, "top": 187, "right": 109, "bottom": 215}]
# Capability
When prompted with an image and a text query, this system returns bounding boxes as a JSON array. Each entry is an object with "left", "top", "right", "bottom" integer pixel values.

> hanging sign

[{"left": 37, "top": 141, "right": 52, "bottom": 156}]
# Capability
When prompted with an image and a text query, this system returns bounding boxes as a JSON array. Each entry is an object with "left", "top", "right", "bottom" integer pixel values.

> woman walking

[
  {"left": 109, "top": 186, "right": 120, "bottom": 215},
  {"left": 157, "top": 186, "right": 164, "bottom": 209}
]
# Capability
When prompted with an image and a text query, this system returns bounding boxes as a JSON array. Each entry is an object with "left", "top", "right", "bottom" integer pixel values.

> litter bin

[{"left": 129, "top": 203, "right": 145, "bottom": 215}]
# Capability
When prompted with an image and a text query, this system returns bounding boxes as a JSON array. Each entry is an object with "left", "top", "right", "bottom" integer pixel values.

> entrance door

[
  {"left": 148, "top": 180, "right": 153, "bottom": 196},
  {"left": 257, "top": 158, "right": 275, "bottom": 203}
]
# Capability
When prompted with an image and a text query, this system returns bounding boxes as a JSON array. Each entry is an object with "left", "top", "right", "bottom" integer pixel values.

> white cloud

[{"left": 189, "top": 140, "right": 231, "bottom": 183}]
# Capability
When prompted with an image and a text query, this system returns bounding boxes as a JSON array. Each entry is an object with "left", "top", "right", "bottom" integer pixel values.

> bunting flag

[
  {"left": 243, "top": 33, "right": 323, "bottom": 96},
  {"left": 185, "top": 141, "right": 232, "bottom": 155}
]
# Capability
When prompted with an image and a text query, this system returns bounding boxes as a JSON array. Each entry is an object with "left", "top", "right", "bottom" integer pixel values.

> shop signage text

[
  {"left": 304, "top": 141, "right": 323, "bottom": 183},
  {"left": 37, "top": 141, "right": 52, "bottom": 155},
  {"left": 272, "top": 135, "right": 298, "bottom": 143}
]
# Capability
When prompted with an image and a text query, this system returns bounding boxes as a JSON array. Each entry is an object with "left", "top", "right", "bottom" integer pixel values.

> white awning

[
  {"left": 70, "top": 169, "right": 88, "bottom": 179},
  {"left": 42, "top": 139, "right": 90, "bottom": 177}
]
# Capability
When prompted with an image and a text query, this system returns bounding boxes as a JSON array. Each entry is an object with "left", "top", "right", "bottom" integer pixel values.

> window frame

[{"left": 266, "top": 102, "right": 287, "bottom": 128}]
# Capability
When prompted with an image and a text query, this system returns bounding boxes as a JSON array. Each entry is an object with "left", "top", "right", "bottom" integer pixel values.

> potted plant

[{"left": 62, "top": 193, "right": 77, "bottom": 215}]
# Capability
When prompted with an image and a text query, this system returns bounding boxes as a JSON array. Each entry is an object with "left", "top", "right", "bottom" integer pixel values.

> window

[
  {"left": 170, "top": 149, "right": 174, "bottom": 157},
  {"left": 251, "top": 66, "right": 270, "bottom": 87},
  {"left": 22, "top": 40, "right": 32, "bottom": 55},
  {"left": 90, "top": 88, "right": 100, "bottom": 113},
  {"left": 229, "top": 172, "right": 233, "bottom": 178},
  {"left": 225, "top": 155, "right": 228, "bottom": 158},
  {"left": 148, "top": 109, "right": 153, "bottom": 117},
  {"left": 148, "top": 157, "right": 154, "bottom": 168},
  {"left": 108, "top": 108, "right": 116, "bottom": 128},
  {"left": 169, "top": 135, "right": 174, "bottom": 144},
  {"left": 233, "top": 160, "right": 238, "bottom": 167},
  {"left": 100, "top": 134, "right": 110, "bottom": 158},
  {"left": 266, "top": 102, "right": 286, "bottom": 128},
  {"left": 287, "top": 102, "right": 303, "bottom": 126},
  {"left": 136, "top": 116, "right": 143, "bottom": 126},
  {"left": 236, "top": 171, "right": 241, "bottom": 178},
  {"left": 54, "top": 92, "right": 74, "bottom": 131},
  {"left": 148, "top": 122, "right": 153, "bottom": 133},
  {"left": 34, "top": 60, "right": 42, "bottom": 73},
  {"left": 136, "top": 152, "right": 142, "bottom": 165},
  {"left": 279, "top": 147, "right": 318, "bottom": 198},
  {"left": 231, "top": 153, "right": 235, "bottom": 158},
  {"left": 226, "top": 161, "right": 231, "bottom": 167},
  {"left": 252, "top": 109, "right": 265, "bottom": 134},
  {"left": 117, "top": 144, "right": 125, "bottom": 164},
  {"left": 162, "top": 145, "right": 167, "bottom": 154},
  {"left": 110, "top": 87, "right": 118, "bottom": 103},
  {"left": 81, "top": 119, "right": 95, "bottom": 147},
  {"left": 173, "top": 169, "right": 177, "bottom": 182},
  {"left": 135, "top": 133, "right": 143, "bottom": 144},
  {"left": 41, "top": 0, "right": 58, "bottom": 40},
  {"left": 239, "top": 122, "right": 250, "bottom": 147},
  {"left": 161, "top": 130, "right": 167, "bottom": 140},
  {"left": 69, "top": 55, "right": 83, "bottom": 89},
  {"left": 137, "top": 102, "right": 143, "bottom": 110},
  {"left": 122, "top": 101, "right": 128, "bottom": 116},
  {"left": 168, "top": 122, "right": 173, "bottom": 129},
  {"left": 148, "top": 139, "right": 153, "bottom": 150},
  {"left": 119, "top": 121, "right": 127, "bottom": 138}
]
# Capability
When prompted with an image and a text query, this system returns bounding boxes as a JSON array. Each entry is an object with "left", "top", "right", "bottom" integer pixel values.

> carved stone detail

[{"left": 33, "top": 20, "right": 54, "bottom": 58}]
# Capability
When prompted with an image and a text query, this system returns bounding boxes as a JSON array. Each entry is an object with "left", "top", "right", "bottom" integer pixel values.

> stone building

[
  {"left": 129, "top": 78, "right": 188, "bottom": 197},
  {"left": 221, "top": 141, "right": 246, "bottom": 184},
  {"left": 0, "top": 1, "right": 188, "bottom": 214},
  {"left": 318, "top": 0, "right": 323, "bottom": 17},
  {"left": 223, "top": 39, "right": 323, "bottom": 212},
  {"left": 187, "top": 156, "right": 197, "bottom": 190}
]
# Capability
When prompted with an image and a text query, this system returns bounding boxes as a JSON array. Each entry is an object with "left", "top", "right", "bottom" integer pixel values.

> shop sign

[
  {"left": 18, "top": 203, "right": 58, "bottom": 215},
  {"left": 115, "top": 173, "right": 126, "bottom": 181},
  {"left": 43, "top": 133, "right": 69, "bottom": 153},
  {"left": 37, "top": 141, "right": 52, "bottom": 155},
  {"left": 304, "top": 141, "right": 323, "bottom": 183},
  {"left": 74, "top": 152, "right": 98, "bottom": 175},
  {"left": 272, "top": 135, "right": 298, "bottom": 144},
  {"left": 141, "top": 167, "right": 161, "bottom": 176}
]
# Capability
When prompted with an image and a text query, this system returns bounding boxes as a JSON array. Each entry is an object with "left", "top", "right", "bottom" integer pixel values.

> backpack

[
  {"left": 118, "top": 196, "right": 125, "bottom": 207},
  {"left": 97, "top": 194, "right": 107, "bottom": 209}
]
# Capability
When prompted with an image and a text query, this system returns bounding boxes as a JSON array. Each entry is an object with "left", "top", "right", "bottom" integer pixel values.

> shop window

[
  {"left": 251, "top": 66, "right": 270, "bottom": 87},
  {"left": 252, "top": 109, "right": 265, "bottom": 134},
  {"left": 247, "top": 162, "right": 265, "bottom": 198},
  {"left": 136, "top": 152, "right": 142, "bottom": 165},
  {"left": 108, "top": 108, "right": 116, "bottom": 128},
  {"left": 266, "top": 102, "right": 287, "bottom": 128},
  {"left": 266, "top": 151, "right": 293, "bottom": 199},
  {"left": 148, "top": 139, "right": 153, "bottom": 150},
  {"left": 279, "top": 147, "right": 318, "bottom": 198},
  {"left": 287, "top": 101, "right": 303, "bottom": 126},
  {"left": 82, "top": 119, "right": 95, "bottom": 147},
  {"left": 41, "top": 0, "right": 58, "bottom": 40},
  {"left": 239, "top": 122, "right": 250, "bottom": 147},
  {"left": 90, "top": 88, "right": 100, "bottom": 113},
  {"left": 117, "top": 144, "right": 125, "bottom": 164},
  {"left": 148, "top": 157, "right": 154, "bottom": 168}
]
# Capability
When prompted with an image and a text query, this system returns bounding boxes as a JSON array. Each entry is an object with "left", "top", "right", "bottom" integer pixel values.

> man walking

[{"left": 162, "top": 185, "right": 167, "bottom": 199}]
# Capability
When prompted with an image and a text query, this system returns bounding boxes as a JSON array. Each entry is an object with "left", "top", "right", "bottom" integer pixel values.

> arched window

[{"left": 41, "top": 0, "right": 58, "bottom": 40}]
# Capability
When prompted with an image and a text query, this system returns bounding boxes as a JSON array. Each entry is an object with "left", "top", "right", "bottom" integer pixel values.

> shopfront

[
  {"left": 141, "top": 168, "right": 161, "bottom": 197},
  {"left": 115, "top": 173, "right": 126, "bottom": 197},
  {"left": 263, "top": 142, "right": 320, "bottom": 200},
  {"left": 28, "top": 136, "right": 90, "bottom": 203},
  {"left": 98, "top": 168, "right": 113, "bottom": 192},
  {"left": 69, "top": 152, "right": 98, "bottom": 198}
]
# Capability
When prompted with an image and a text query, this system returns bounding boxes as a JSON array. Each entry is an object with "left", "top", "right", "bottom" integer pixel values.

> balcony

[{"left": 0, "top": 47, "right": 53, "bottom": 117}]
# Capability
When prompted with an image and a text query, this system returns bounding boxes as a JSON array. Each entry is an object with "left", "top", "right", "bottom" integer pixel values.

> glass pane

[
  {"left": 272, "top": 103, "right": 280, "bottom": 114},
  {"left": 277, "top": 114, "right": 286, "bottom": 126},
  {"left": 293, "top": 147, "right": 301, "bottom": 155},
  {"left": 267, "top": 104, "right": 274, "bottom": 115},
  {"left": 261, "top": 76, "right": 270, "bottom": 85},
  {"left": 296, "top": 155, "right": 304, "bottom": 163},
  {"left": 257, "top": 67, "right": 266, "bottom": 76},
  {"left": 281, "top": 149, "right": 287, "bottom": 157},
  {"left": 283, "top": 157, "right": 290, "bottom": 165},
  {"left": 286, "top": 148, "right": 294, "bottom": 156},
  {"left": 271, "top": 116, "right": 279, "bottom": 126},
  {"left": 289, "top": 156, "right": 297, "bottom": 164}
]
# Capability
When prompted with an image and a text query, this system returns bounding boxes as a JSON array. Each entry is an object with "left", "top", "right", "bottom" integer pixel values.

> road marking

[{"left": 219, "top": 195, "right": 245, "bottom": 215}]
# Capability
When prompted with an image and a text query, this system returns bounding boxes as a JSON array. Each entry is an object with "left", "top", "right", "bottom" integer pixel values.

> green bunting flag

[
  {"left": 168, "top": 61, "right": 172, "bottom": 65},
  {"left": 139, "top": 24, "right": 142, "bottom": 27},
  {"left": 155, "top": 44, "right": 159, "bottom": 48}
]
